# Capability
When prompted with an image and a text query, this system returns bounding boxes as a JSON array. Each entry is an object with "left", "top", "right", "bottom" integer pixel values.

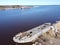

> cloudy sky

[{"left": 0, "top": 0, "right": 60, "bottom": 5}]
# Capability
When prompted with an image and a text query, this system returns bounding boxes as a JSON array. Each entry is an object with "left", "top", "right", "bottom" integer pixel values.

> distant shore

[{"left": 0, "top": 5, "right": 33, "bottom": 10}]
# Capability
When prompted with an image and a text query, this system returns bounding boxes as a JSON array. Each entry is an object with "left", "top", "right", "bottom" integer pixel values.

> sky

[{"left": 0, "top": 0, "right": 60, "bottom": 5}]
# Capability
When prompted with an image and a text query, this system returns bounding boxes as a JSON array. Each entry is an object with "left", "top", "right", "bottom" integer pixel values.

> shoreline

[{"left": 0, "top": 5, "right": 34, "bottom": 10}]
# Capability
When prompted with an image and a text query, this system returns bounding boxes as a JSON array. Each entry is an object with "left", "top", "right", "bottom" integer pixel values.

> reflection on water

[{"left": 0, "top": 5, "right": 60, "bottom": 45}]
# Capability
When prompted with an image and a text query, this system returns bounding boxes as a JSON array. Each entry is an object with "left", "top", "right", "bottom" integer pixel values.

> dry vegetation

[
  {"left": 38, "top": 22, "right": 60, "bottom": 45},
  {"left": 32, "top": 22, "right": 60, "bottom": 45}
]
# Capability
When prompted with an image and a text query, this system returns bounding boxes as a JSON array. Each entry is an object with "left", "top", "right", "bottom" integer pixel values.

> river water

[{"left": 0, "top": 5, "right": 60, "bottom": 45}]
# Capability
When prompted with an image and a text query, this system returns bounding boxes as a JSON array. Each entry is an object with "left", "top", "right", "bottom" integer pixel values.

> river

[{"left": 0, "top": 5, "right": 60, "bottom": 45}]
